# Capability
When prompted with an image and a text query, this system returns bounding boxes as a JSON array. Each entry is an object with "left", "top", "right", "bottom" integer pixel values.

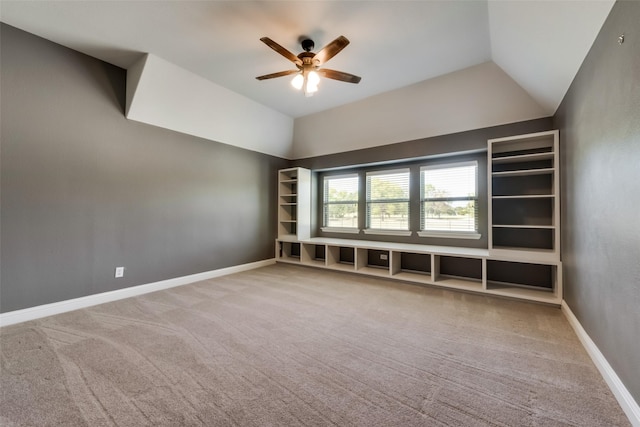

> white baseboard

[
  {"left": 0, "top": 259, "right": 275, "bottom": 328},
  {"left": 562, "top": 300, "right": 640, "bottom": 427}
]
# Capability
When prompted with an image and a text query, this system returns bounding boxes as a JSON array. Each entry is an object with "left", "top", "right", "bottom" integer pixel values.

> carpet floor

[{"left": 0, "top": 263, "right": 630, "bottom": 426}]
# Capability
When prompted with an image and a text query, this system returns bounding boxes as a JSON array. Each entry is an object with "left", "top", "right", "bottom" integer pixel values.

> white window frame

[
  {"left": 418, "top": 161, "right": 481, "bottom": 240},
  {"left": 365, "top": 168, "right": 412, "bottom": 236},
  {"left": 321, "top": 173, "right": 360, "bottom": 234}
]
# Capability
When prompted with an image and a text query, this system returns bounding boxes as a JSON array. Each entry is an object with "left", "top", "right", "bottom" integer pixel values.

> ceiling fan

[{"left": 256, "top": 36, "right": 361, "bottom": 97}]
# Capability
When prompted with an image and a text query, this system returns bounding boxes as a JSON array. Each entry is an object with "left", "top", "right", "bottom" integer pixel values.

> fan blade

[
  {"left": 313, "top": 36, "right": 350, "bottom": 65},
  {"left": 260, "top": 37, "right": 302, "bottom": 66},
  {"left": 256, "top": 70, "right": 300, "bottom": 80},
  {"left": 318, "top": 68, "right": 361, "bottom": 84}
]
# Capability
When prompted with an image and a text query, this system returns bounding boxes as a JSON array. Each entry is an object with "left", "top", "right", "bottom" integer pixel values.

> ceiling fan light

[
  {"left": 305, "top": 82, "right": 319, "bottom": 97},
  {"left": 291, "top": 73, "right": 304, "bottom": 90},
  {"left": 307, "top": 70, "right": 320, "bottom": 86}
]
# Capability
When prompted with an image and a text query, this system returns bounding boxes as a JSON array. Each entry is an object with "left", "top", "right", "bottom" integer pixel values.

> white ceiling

[{"left": 0, "top": 0, "right": 615, "bottom": 119}]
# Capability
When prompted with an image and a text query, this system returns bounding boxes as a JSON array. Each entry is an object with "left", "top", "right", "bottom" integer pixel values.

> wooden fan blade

[
  {"left": 260, "top": 37, "right": 302, "bottom": 66},
  {"left": 318, "top": 68, "right": 361, "bottom": 84},
  {"left": 313, "top": 36, "right": 350, "bottom": 65},
  {"left": 256, "top": 70, "right": 300, "bottom": 80}
]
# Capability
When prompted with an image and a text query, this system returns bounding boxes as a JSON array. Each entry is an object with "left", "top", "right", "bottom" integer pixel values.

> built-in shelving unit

[
  {"left": 488, "top": 130, "right": 560, "bottom": 263},
  {"left": 276, "top": 133, "right": 563, "bottom": 306},
  {"left": 278, "top": 167, "right": 311, "bottom": 241},
  {"left": 275, "top": 237, "right": 561, "bottom": 305}
]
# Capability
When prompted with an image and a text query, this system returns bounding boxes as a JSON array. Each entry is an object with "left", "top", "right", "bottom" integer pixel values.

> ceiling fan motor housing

[{"left": 301, "top": 39, "right": 315, "bottom": 52}]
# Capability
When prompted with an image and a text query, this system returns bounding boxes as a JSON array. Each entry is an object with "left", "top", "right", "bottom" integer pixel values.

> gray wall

[
  {"left": 295, "top": 118, "right": 553, "bottom": 248},
  {"left": 553, "top": 0, "right": 640, "bottom": 403},
  {"left": 0, "top": 24, "right": 289, "bottom": 313}
]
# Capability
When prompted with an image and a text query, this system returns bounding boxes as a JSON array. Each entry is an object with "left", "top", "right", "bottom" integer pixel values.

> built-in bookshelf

[
  {"left": 278, "top": 167, "right": 311, "bottom": 241},
  {"left": 488, "top": 130, "right": 560, "bottom": 263}
]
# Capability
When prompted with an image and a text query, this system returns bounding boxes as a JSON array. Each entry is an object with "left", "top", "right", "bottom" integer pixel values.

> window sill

[
  {"left": 417, "top": 231, "right": 481, "bottom": 240},
  {"left": 320, "top": 227, "right": 360, "bottom": 234},
  {"left": 363, "top": 229, "right": 413, "bottom": 237}
]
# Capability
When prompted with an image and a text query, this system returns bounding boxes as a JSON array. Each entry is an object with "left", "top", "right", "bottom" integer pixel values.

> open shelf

[
  {"left": 301, "top": 243, "right": 326, "bottom": 267},
  {"left": 492, "top": 227, "right": 554, "bottom": 251},
  {"left": 390, "top": 251, "right": 432, "bottom": 283},
  {"left": 278, "top": 241, "right": 301, "bottom": 263},
  {"left": 326, "top": 245, "right": 356, "bottom": 271},
  {"left": 491, "top": 168, "right": 554, "bottom": 178},
  {"left": 492, "top": 159, "right": 553, "bottom": 174},
  {"left": 432, "top": 255, "right": 483, "bottom": 291},
  {"left": 492, "top": 174, "right": 553, "bottom": 197},
  {"left": 492, "top": 151, "right": 554, "bottom": 163},
  {"left": 356, "top": 248, "right": 391, "bottom": 276},
  {"left": 485, "top": 258, "right": 561, "bottom": 304},
  {"left": 492, "top": 193, "right": 554, "bottom": 226}
]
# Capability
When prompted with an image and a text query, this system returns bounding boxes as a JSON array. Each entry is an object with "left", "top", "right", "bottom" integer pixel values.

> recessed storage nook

[{"left": 276, "top": 130, "right": 562, "bottom": 305}]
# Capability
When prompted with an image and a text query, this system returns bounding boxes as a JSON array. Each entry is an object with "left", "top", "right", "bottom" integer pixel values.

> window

[
  {"left": 420, "top": 161, "right": 479, "bottom": 238},
  {"left": 323, "top": 174, "right": 359, "bottom": 231},
  {"left": 366, "top": 169, "right": 410, "bottom": 232}
]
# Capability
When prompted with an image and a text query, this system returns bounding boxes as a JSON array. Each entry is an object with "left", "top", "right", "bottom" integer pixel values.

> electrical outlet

[
  {"left": 380, "top": 254, "right": 388, "bottom": 261},
  {"left": 115, "top": 267, "right": 125, "bottom": 278}
]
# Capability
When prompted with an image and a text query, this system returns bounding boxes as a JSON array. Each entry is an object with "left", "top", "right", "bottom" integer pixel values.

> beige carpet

[{"left": 0, "top": 263, "right": 630, "bottom": 426}]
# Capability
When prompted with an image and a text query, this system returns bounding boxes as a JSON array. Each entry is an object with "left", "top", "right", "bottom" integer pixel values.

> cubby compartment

[
  {"left": 492, "top": 198, "right": 554, "bottom": 226},
  {"left": 301, "top": 243, "right": 326, "bottom": 267},
  {"left": 326, "top": 246, "right": 356, "bottom": 271},
  {"left": 491, "top": 146, "right": 553, "bottom": 158},
  {"left": 487, "top": 260, "right": 554, "bottom": 290},
  {"left": 492, "top": 227, "right": 554, "bottom": 251},
  {"left": 433, "top": 255, "right": 483, "bottom": 291},
  {"left": 356, "top": 248, "right": 390, "bottom": 277},
  {"left": 279, "top": 203, "right": 297, "bottom": 221},
  {"left": 279, "top": 180, "right": 297, "bottom": 197},
  {"left": 278, "top": 221, "right": 297, "bottom": 237},
  {"left": 391, "top": 251, "right": 432, "bottom": 284},
  {"left": 486, "top": 260, "right": 560, "bottom": 304},
  {"left": 491, "top": 134, "right": 554, "bottom": 159},
  {"left": 492, "top": 174, "right": 553, "bottom": 197},
  {"left": 278, "top": 241, "right": 301, "bottom": 263},
  {"left": 492, "top": 158, "right": 553, "bottom": 173}
]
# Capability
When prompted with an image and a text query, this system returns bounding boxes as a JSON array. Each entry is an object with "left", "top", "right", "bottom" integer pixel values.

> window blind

[
  {"left": 366, "top": 168, "right": 410, "bottom": 230},
  {"left": 421, "top": 162, "right": 478, "bottom": 233},
  {"left": 323, "top": 174, "right": 359, "bottom": 228}
]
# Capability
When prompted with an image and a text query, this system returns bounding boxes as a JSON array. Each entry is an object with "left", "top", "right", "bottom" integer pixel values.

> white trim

[
  {"left": 0, "top": 259, "right": 275, "bottom": 328},
  {"left": 561, "top": 301, "right": 640, "bottom": 427},
  {"left": 321, "top": 227, "right": 360, "bottom": 234},
  {"left": 418, "top": 231, "right": 481, "bottom": 240},
  {"left": 363, "top": 229, "right": 413, "bottom": 237}
]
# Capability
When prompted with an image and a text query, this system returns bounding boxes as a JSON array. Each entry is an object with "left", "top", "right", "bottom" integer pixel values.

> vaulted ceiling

[{"left": 0, "top": 1, "right": 615, "bottom": 158}]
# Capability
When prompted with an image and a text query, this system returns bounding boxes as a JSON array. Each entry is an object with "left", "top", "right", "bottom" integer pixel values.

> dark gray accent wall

[
  {"left": 553, "top": 0, "right": 640, "bottom": 403},
  {"left": 0, "top": 24, "right": 289, "bottom": 313}
]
